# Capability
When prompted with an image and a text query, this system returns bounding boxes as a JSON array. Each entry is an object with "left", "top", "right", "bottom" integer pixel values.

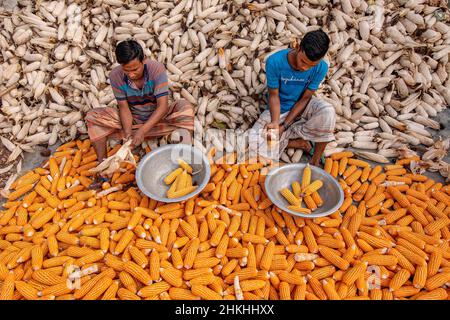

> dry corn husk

[{"left": 90, "top": 140, "right": 136, "bottom": 176}]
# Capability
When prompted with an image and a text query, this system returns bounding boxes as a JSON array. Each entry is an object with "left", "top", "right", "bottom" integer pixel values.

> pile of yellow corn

[{"left": 0, "top": 140, "right": 449, "bottom": 300}]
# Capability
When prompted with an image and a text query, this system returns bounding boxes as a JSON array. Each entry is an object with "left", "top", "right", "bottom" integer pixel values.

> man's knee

[
  {"left": 85, "top": 107, "right": 116, "bottom": 123},
  {"left": 85, "top": 108, "right": 98, "bottom": 123},
  {"left": 176, "top": 99, "right": 195, "bottom": 114}
]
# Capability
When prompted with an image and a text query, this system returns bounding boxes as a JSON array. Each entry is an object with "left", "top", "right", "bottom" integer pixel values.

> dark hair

[
  {"left": 115, "top": 39, "right": 144, "bottom": 64},
  {"left": 300, "top": 29, "right": 330, "bottom": 61}
]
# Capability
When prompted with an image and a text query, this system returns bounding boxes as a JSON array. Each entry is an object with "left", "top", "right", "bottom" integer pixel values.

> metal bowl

[
  {"left": 136, "top": 144, "right": 211, "bottom": 203},
  {"left": 265, "top": 163, "right": 344, "bottom": 218}
]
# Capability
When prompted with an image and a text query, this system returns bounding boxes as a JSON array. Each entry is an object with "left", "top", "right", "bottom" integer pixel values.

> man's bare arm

[
  {"left": 268, "top": 88, "right": 281, "bottom": 125},
  {"left": 282, "top": 89, "right": 314, "bottom": 126},
  {"left": 131, "top": 95, "right": 170, "bottom": 147},
  {"left": 140, "top": 95, "right": 169, "bottom": 132},
  {"left": 118, "top": 100, "right": 133, "bottom": 139}
]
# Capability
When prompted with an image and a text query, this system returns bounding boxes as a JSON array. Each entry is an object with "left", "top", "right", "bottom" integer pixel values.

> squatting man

[
  {"left": 84, "top": 40, "right": 194, "bottom": 183},
  {"left": 250, "top": 29, "right": 336, "bottom": 166}
]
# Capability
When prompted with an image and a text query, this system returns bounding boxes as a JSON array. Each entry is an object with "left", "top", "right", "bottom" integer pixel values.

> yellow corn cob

[
  {"left": 311, "top": 192, "right": 323, "bottom": 207},
  {"left": 191, "top": 284, "right": 222, "bottom": 300},
  {"left": 427, "top": 251, "right": 442, "bottom": 278},
  {"left": 302, "top": 180, "right": 323, "bottom": 196},
  {"left": 307, "top": 275, "right": 327, "bottom": 300},
  {"left": 412, "top": 264, "right": 427, "bottom": 289},
  {"left": 210, "top": 223, "right": 226, "bottom": 247},
  {"left": 347, "top": 159, "right": 370, "bottom": 168},
  {"left": 160, "top": 267, "right": 183, "bottom": 287},
  {"left": 338, "top": 157, "right": 348, "bottom": 176},
  {"left": 327, "top": 160, "right": 337, "bottom": 178},
  {"left": 184, "top": 238, "right": 200, "bottom": 269},
  {"left": 324, "top": 158, "right": 333, "bottom": 173},
  {"left": 361, "top": 254, "right": 398, "bottom": 266},
  {"left": 101, "top": 281, "right": 119, "bottom": 300},
  {"left": 177, "top": 159, "right": 193, "bottom": 174},
  {"left": 301, "top": 164, "right": 311, "bottom": 190},
  {"left": 331, "top": 151, "right": 354, "bottom": 160},
  {"left": 14, "top": 280, "right": 39, "bottom": 300},
  {"left": 117, "top": 288, "right": 141, "bottom": 300},
  {"left": 425, "top": 272, "right": 450, "bottom": 291},
  {"left": 366, "top": 192, "right": 385, "bottom": 208},
  {"left": 242, "top": 233, "right": 267, "bottom": 245},
  {"left": 123, "top": 261, "right": 152, "bottom": 286},
  {"left": 114, "top": 230, "right": 134, "bottom": 255},
  {"left": 318, "top": 246, "right": 349, "bottom": 270},
  {"left": 259, "top": 242, "right": 275, "bottom": 271},
  {"left": 189, "top": 274, "right": 217, "bottom": 287},
  {"left": 164, "top": 168, "right": 183, "bottom": 185},
  {"left": 278, "top": 271, "right": 305, "bottom": 285},
  {"left": 287, "top": 183, "right": 300, "bottom": 201},
  {"left": 169, "top": 287, "right": 200, "bottom": 300},
  {"left": 137, "top": 281, "right": 170, "bottom": 298},
  {"left": 310, "top": 265, "right": 336, "bottom": 280},
  {"left": 395, "top": 245, "right": 427, "bottom": 267},
  {"left": 148, "top": 250, "right": 160, "bottom": 281},
  {"left": 40, "top": 281, "right": 73, "bottom": 297},
  {"left": 193, "top": 257, "right": 221, "bottom": 269},
  {"left": 322, "top": 279, "right": 341, "bottom": 300},
  {"left": 32, "top": 269, "right": 65, "bottom": 285},
  {"left": 128, "top": 246, "right": 147, "bottom": 268},
  {"left": 417, "top": 288, "right": 448, "bottom": 300},
  {"left": 424, "top": 218, "right": 449, "bottom": 235},
  {"left": 243, "top": 187, "right": 258, "bottom": 210},
  {"left": 287, "top": 206, "right": 311, "bottom": 214},
  {"left": 280, "top": 188, "right": 300, "bottom": 206},
  {"left": 303, "top": 195, "right": 317, "bottom": 211},
  {"left": 238, "top": 279, "right": 266, "bottom": 291},
  {"left": 393, "top": 286, "right": 421, "bottom": 298},
  {"left": 83, "top": 277, "right": 113, "bottom": 300},
  {"left": 75, "top": 250, "right": 105, "bottom": 267},
  {"left": 360, "top": 166, "right": 371, "bottom": 183},
  {"left": 342, "top": 262, "right": 368, "bottom": 286},
  {"left": 225, "top": 247, "right": 249, "bottom": 259}
]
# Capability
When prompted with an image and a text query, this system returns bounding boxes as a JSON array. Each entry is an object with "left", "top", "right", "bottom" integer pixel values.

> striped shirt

[{"left": 109, "top": 59, "right": 169, "bottom": 123}]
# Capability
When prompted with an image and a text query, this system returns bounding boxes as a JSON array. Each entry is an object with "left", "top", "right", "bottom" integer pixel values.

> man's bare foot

[{"left": 287, "top": 138, "right": 312, "bottom": 152}]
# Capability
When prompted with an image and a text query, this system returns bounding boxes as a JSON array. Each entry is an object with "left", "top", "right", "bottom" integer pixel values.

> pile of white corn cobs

[{"left": 0, "top": 0, "right": 450, "bottom": 169}]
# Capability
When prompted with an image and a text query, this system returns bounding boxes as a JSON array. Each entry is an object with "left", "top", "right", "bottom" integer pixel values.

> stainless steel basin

[
  {"left": 265, "top": 163, "right": 344, "bottom": 218},
  {"left": 136, "top": 144, "right": 211, "bottom": 203}
]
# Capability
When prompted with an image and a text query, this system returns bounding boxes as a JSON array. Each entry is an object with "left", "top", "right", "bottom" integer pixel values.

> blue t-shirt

[{"left": 266, "top": 49, "right": 328, "bottom": 113}]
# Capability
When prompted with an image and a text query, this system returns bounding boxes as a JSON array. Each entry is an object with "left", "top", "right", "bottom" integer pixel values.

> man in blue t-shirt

[{"left": 251, "top": 30, "right": 336, "bottom": 166}]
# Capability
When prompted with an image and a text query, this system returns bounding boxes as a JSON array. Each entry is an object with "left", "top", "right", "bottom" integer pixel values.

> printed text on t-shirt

[{"left": 281, "top": 76, "right": 307, "bottom": 84}]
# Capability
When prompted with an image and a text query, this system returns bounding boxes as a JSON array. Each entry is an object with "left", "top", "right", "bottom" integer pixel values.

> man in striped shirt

[{"left": 85, "top": 40, "right": 194, "bottom": 163}]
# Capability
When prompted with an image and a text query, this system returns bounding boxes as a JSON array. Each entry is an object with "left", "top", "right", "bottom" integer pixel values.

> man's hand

[
  {"left": 131, "top": 129, "right": 145, "bottom": 149},
  {"left": 265, "top": 122, "right": 285, "bottom": 141},
  {"left": 118, "top": 100, "right": 133, "bottom": 142},
  {"left": 123, "top": 130, "right": 132, "bottom": 142},
  {"left": 265, "top": 122, "right": 279, "bottom": 130}
]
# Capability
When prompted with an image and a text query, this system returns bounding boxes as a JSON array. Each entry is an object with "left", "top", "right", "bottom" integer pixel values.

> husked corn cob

[
  {"left": 280, "top": 188, "right": 300, "bottom": 206},
  {"left": 302, "top": 180, "right": 323, "bottom": 196},
  {"left": 191, "top": 284, "right": 222, "bottom": 300}
]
